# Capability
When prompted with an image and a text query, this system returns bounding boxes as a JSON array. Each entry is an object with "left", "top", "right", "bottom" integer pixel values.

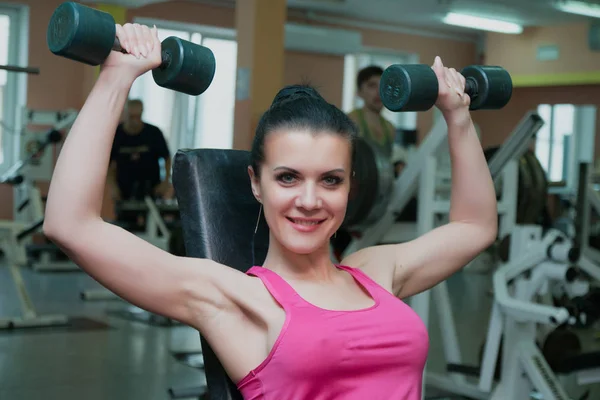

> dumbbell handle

[
  {"left": 464, "top": 77, "right": 478, "bottom": 99},
  {"left": 112, "top": 37, "right": 172, "bottom": 70}
]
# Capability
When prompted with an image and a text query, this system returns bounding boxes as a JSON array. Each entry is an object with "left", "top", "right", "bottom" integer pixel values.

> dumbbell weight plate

[
  {"left": 47, "top": 1, "right": 116, "bottom": 66},
  {"left": 461, "top": 66, "right": 513, "bottom": 111},
  {"left": 380, "top": 64, "right": 439, "bottom": 112},
  {"left": 152, "top": 37, "right": 216, "bottom": 96}
]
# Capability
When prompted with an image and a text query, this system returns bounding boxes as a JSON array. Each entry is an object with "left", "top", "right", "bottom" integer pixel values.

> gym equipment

[
  {"left": 0, "top": 110, "right": 80, "bottom": 330},
  {"left": 344, "top": 137, "right": 394, "bottom": 228},
  {"left": 447, "top": 226, "right": 600, "bottom": 400},
  {"left": 488, "top": 226, "right": 600, "bottom": 400},
  {"left": 343, "top": 111, "right": 544, "bottom": 255},
  {"left": 2, "top": 110, "right": 83, "bottom": 272},
  {"left": 380, "top": 64, "right": 512, "bottom": 112},
  {"left": 542, "top": 328, "right": 582, "bottom": 372},
  {"left": 170, "top": 149, "right": 269, "bottom": 400},
  {"left": 484, "top": 147, "right": 548, "bottom": 229},
  {"left": 47, "top": 2, "right": 216, "bottom": 96},
  {"left": 0, "top": 64, "right": 40, "bottom": 74}
]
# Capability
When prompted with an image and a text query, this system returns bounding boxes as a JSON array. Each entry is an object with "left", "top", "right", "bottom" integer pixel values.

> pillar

[{"left": 232, "top": 0, "right": 287, "bottom": 150}]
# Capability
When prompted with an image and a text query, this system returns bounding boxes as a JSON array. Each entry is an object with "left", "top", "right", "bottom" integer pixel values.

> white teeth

[{"left": 293, "top": 219, "right": 319, "bottom": 225}]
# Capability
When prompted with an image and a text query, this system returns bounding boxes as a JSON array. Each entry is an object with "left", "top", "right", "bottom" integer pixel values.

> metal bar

[{"left": 0, "top": 64, "right": 40, "bottom": 74}]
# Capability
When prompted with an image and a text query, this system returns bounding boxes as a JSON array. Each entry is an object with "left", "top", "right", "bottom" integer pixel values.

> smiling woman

[
  {"left": 247, "top": 85, "right": 357, "bottom": 256},
  {"left": 42, "top": 19, "right": 496, "bottom": 398}
]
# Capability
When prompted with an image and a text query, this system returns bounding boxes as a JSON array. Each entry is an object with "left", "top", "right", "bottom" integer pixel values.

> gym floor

[{"left": 0, "top": 259, "right": 598, "bottom": 400}]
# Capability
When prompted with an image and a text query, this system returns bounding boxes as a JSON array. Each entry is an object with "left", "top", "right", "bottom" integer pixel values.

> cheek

[{"left": 324, "top": 188, "right": 350, "bottom": 214}]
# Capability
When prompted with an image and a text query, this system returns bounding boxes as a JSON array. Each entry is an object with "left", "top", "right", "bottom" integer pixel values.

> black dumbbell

[
  {"left": 379, "top": 64, "right": 513, "bottom": 112},
  {"left": 46, "top": 2, "right": 216, "bottom": 96}
]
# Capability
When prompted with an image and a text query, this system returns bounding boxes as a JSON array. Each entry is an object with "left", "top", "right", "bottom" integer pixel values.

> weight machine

[
  {"left": 446, "top": 105, "right": 600, "bottom": 400},
  {"left": 485, "top": 225, "right": 600, "bottom": 400},
  {"left": 0, "top": 108, "right": 77, "bottom": 329},
  {"left": 10, "top": 109, "right": 81, "bottom": 272}
]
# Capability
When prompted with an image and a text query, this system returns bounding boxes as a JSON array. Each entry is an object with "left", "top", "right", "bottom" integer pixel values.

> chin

[
  {"left": 282, "top": 239, "right": 328, "bottom": 255},
  {"left": 278, "top": 218, "right": 335, "bottom": 255}
]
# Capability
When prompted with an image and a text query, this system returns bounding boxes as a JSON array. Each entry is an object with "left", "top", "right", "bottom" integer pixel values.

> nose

[{"left": 295, "top": 182, "right": 322, "bottom": 210}]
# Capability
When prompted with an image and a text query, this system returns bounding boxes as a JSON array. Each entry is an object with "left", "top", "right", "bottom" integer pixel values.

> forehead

[
  {"left": 362, "top": 75, "right": 381, "bottom": 87},
  {"left": 263, "top": 130, "right": 351, "bottom": 170}
]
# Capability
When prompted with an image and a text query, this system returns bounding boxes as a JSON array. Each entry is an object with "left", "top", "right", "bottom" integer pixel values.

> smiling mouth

[{"left": 286, "top": 217, "right": 326, "bottom": 226}]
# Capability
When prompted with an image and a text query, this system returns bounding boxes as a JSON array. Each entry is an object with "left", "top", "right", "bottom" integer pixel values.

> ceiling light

[
  {"left": 442, "top": 12, "right": 523, "bottom": 34},
  {"left": 556, "top": 1, "right": 600, "bottom": 18}
]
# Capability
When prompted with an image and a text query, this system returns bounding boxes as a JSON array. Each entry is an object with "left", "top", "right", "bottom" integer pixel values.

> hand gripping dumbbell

[
  {"left": 379, "top": 63, "right": 513, "bottom": 112},
  {"left": 46, "top": 2, "right": 216, "bottom": 96}
]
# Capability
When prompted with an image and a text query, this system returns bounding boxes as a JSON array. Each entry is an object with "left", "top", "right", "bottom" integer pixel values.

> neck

[
  {"left": 124, "top": 122, "right": 143, "bottom": 134},
  {"left": 262, "top": 234, "right": 337, "bottom": 282},
  {"left": 362, "top": 105, "right": 381, "bottom": 118}
]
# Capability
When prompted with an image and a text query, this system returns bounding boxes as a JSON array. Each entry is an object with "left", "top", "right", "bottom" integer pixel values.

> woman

[{"left": 44, "top": 24, "right": 497, "bottom": 400}]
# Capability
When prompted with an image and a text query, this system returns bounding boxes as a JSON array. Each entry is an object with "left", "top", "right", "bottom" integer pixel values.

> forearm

[
  {"left": 445, "top": 109, "right": 497, "bottom": 230},
  {"left": 45, "top": 69, "right": 133, "bottom": 233}
]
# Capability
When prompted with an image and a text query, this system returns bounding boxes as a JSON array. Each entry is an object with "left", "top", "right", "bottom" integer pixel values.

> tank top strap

[
  {"left": 246, "top": 266, "right": 302, "bottom": 309},
  {"left": 335, "top": 264, "right": 386, "bottom": 298}
]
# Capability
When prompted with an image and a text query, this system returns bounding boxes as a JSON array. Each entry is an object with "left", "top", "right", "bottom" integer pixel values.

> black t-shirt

[{"left": 110, "top": 123, "right": 170, "bottom": 199}]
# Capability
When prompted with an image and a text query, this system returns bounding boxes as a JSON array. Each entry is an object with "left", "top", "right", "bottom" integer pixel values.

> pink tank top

[{"left": 237, "top": 264, "right": 429, "bottom": 400}]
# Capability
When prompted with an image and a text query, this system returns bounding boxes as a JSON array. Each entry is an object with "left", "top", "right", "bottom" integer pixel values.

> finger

[
  {"left": 447, "top": 68, "right": 458, "bottom": 88},
  {"left": 448, "top": 68, "right": 462, "bottom": 95},
  {"left": 432, "top": 56, "right": 445, "bottom": 78},
  {"left": 115, "top": 24, "right": 130, "bottom": 53},
  {"left": 444, "top": 67, "right": 454, "bottom": 89},
  {"left": 123, "top": 24, "right": 140, "bottom": 58},
  {"left": 458, "top": 72, "right": 466, "bottom": 91},
  {"left": 139, "top": 24, "right": 153, "bottom": 56},
  {"left": 132, "top": 24, "right": 146, "bottom": 57},
  {"left": 132, "top": 23, "right": 146, "bottom": 57},
  {"left": 151, "top": 25, "right": 160, "bottom": 51}
]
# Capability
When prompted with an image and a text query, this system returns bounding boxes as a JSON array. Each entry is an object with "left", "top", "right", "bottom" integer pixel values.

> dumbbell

[
  {"left": 46, "top": 2, "right": 216, "bottom": 96},
  {"left": 380, "top": 64, "right": 513, "bottom": 112}
]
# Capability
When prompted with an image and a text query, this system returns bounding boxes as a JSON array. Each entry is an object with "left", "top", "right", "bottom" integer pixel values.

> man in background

[
  {"left": 108, "top": 99, "right": 172, "bottom": 202},
  {"left": 348, "top": 65, "right": 397, "bottom": 164}
]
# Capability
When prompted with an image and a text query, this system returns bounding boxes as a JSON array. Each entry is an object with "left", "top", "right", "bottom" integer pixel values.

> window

[
  {"left": 129, "top": 19, "right": 237, "bottom": 158},
  {"left": 0, "top": 5, "right": 28, "bottom": 173},
  {"left": 0, "top": 14, "right": 9, "bottom": 164},
  {"left": 342, "top": 48, "right": 419, "bottom": 137},
  {"left": 535, "top": 104, "right": 575, "bottom": 183}
]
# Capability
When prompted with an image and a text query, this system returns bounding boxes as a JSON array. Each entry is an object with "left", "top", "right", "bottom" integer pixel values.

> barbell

[{"left": 46, "top": 2, "right": 216, "bottom": 96}]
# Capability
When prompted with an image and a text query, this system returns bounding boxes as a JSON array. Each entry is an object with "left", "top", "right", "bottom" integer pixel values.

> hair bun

[{"left": 271, "top": 85, "right": 323, "bottom": 107}]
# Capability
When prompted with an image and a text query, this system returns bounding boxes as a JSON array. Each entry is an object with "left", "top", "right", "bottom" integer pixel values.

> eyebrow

[{"left": 273, "top": 166, "right": 346, "bottom": 174}]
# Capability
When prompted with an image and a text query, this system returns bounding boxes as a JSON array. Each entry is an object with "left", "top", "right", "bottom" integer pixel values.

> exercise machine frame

[{"left": 0, "top": 108, "right": 77, "bottom": 330}]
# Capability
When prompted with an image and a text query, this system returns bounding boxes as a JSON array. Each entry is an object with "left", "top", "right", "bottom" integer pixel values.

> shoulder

[
  {"left": 144, "top": 123, "right": 162, "bottom": 134},
  {"left": 347, "top": 109, "right": 360, "bottom": 122},
  {"left": 383, "top": 118, "right": 396, "bottom": 133},
  {"left": 113, "top": 124, "right": 125, "bottom": 141}
]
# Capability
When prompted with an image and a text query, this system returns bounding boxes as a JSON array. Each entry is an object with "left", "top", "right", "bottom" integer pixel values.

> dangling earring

[
  {"left": 334, "top": 231, "right": 337, "bottom": 239},
  {"left": 254, "top": 204, "right": 263, "bottom": 234}
]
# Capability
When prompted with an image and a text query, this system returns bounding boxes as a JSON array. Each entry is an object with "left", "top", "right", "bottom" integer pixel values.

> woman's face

[{"left": 250, "top": 130, "right": 352, "bottom": 255}]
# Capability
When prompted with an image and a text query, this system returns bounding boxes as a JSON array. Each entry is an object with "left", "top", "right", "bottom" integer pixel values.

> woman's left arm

[{"left": 344, "top": 57, "right": 498, "bottom": 298}]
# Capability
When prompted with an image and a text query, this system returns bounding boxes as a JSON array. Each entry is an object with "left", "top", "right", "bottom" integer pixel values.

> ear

[{"left": 248, "top": 165, "right": 262, "bottom": 203}]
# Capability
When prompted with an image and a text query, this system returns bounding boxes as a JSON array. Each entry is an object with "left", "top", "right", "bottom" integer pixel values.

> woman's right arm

[{"left": 43, "top": 24, "right": 241, "bottom": 327}]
